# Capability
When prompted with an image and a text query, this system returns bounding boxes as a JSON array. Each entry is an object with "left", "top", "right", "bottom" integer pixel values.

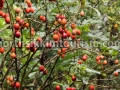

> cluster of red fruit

[
  {"left": 55, "top": 85, "right": 76, "bottom": 90},
  {"left": 77, "top": 54, "right": 88, "bottom": 64},
  {"left": 6, "top": 76, "right": 20, "bottom": 89},
  {"left": 39, "top": 65, "right": 48, "bottom": 75},
  {"left": 25, "top": 0, "right": 34, "bottom": 13},
  {"left": 39, "top": 15, "right": 46, "bottom": 22},
  {"left": 0, "top": 47, "right": 4, "bottom": 53},
  {"left": 0, "top": 0, "right": 4, "bottom": 9},
  {"left": 95, "top": 55, "right": 119, "bottom": 65},
  {"left": 0, "top": 11, "right": 10, "bottom": 24},
  {"left": 53, "top": 14, "right": 81, "bottom": 58},
  {"left": 55, "top": 85, "right": 95, "bottom": 90}
]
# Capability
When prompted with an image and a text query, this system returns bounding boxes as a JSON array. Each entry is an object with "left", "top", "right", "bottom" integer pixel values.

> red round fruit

[
  {"left": 26, "top": 44, "right": 30, "bottom": 50},
  {"left": 72, "top": 29, "right": 76, "bottom": 35},
  {"left": 114, "top": 59, "right": 119, "bottom": 64},
  {"left": 14, "top": 23, "right": 20, "bottom": 30},
  {"left": 72, "top": 75, "right": 76, "bottom": 82},
  {"left": 15, "top": 8, "right": 21, "bottom": 14},
  {"left": 76, "top": 29, "right": 81, "bottom": 35},
  {"left": 62, "top": 32, "right": 67, "bottom": 38},
  {"left": 18, "top": 19, "right": 25, "bottom": 26},
  {"left": 0, "top": 11, "right": 3, "bottom": 16},
  {"left": 16, "top": 16, "right": 21, "bottom": 22},
  {"left": 71, "top": 87, "right": 76, "bottom": 90},
  {"left": 71, "top": 23, "right": 76, "bottom": 29},
  {"left": 66, "top": 87, "right": 71, "bottom": 90},
  {"left": 4, "top": 13, "right": 10, "bottom": 18},
  {"left": 30, "top": 7, "right": 34, "bottom": 13},
  {"left": 15, "top": 82, "right": 20, "bottom": 89},
  {"left": 30, "top": 42, "right": 36, "bottom": 48},
  {"left": 61, "top": 18, "right": 67, "bottom": 25},
  {"left": 17, "top": 42, "right": 22, "bottom": 48},
  {"left": 0, "top": 0, "right": 5, "bottom": 3},
  {"left": 36, "top": 37, "right": 42, "bottom": 43},
  {"left": 11, "top": 82, "right": 15, "bottom": 87},
  {"left": 82, "top": 55, "right": 88, "bottom": 61},
  {"left": 5, "top": 16, "right": 10, "bottom": 24},
  {"left": 71, "top": 34, "right": 76, "bottom": 40},
  {"left": 15, "top": 31, "right": 21, "bottom": 38},
  {"left": 61, "top": 54, "right": 65, "bottom": 58},
  {"left": 96, "top": 56, "right": 100, "bottom": 61},
  {"left": 53, "top": 34, "right": 59, "bottom": 41},
  {"left": 39, "top": 65, "right": 44, "bottom": 72},
  {"left": 45, "top": 42, "right": 52, "bottom": 48},
  {"left": 89, "top": 85, "right": 95, "bottom": 90},
  {"left": 61, "top": 48, "right": 67, "bottom": 53},
  {"left": 55, "top": 85, "right": 61, "bottom": 90},
  {"left": 1, "top": 12, "right": 5, "bottom": 17},
  {"left": 10, "top": 53, "right": 16, "bottom": 59},
  {"left": 27, "top": 2, "right": 32, "bottom": 7},
  {"left": 66, "top": 31, "right": 71, "bottom": 37},
  {"left": 78, "top": 60, "right": 82, "bottom": 64},
  {"left": 26, "top": 0, "right": 31, "bottom": 4},
  {"left": 25, "top": 7, "right": 30, "bottom": 13},
  {"left": 103, "top": 60, "right": 107, "bottom": 65},
  {"left": 0, "top": 47, "right": 4, "bottom": 53},
  {"left": 80, "top": 11, "right": 85, "bottom": 17},
  {"left": 114, "top": 71, "right": 119, "bottom": 76},
  {"left": 39, "top": 15, "right": 46, "bottom": 21},
  {"left": 59, "top": 28, "right": 64, "bottom": 34},
  {"left": 43, "top": 69, "right": 48, "bottom": 75}
]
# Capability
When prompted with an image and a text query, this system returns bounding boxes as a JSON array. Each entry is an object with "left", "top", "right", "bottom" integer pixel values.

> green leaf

[
  {"left": 86, "top": 68, "right": 101, "bottom": 74},
  {"left": 82, "top": 77, "right": 89, "bottom": 84}
]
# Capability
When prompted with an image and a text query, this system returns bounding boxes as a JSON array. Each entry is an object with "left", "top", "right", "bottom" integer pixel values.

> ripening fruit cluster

[
  {"left": 95, "top": 55, "right": 106, "bottom": 65},
  {"left": 55, "top": 86, "right": 77, "bottom": 90},
  {"left": 0, "top": 1, "right": 11, "bottom": 24},
  {"left": 6, "top": 76, "right": 21, "bottom": 89},
  {"left": 53, "top": 14, "right": 81, "bottom": 58},
  {"left": 25, "top": 37, "right": 42, "bottom": 52},
  {"left": 0, "top": 11, "right": 11, "bottom": 24},
  {"left": 25, "top": 0, "right": 34, "bottom": 13},
  {"left": 55, "top": 84, "right": 95, "bottom": 90},
  {"left": 0, "top": 0, "right": 4, "bottom": 9},
  {"left": 95, "top": 55, "right": 119, "bottom": 66},
  {"left": 39, "top": 65, "right": 48, "bottom": 75},
  {"left": 66, "top": 87, "right": 76, "bottom": 90},
  {"left": 39, "top": 15, "right": 46, "bottom": 22}
]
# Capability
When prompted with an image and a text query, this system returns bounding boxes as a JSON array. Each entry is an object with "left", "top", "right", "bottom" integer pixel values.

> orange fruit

[
  {"left": 61, "top": 19, "right": 67, "bottom": 25},
  {"left": 114, "top": 71, "right": 119, "bottom": 76},
  {"left": 103, "top": 60, "right": 107, "bottom": 65},
  {"left": 114, "top": 59, "right": 119, "bottom": 64},
  {"left": 61, "top": 54, "right": 65, "bottom": 58},
  {"left": 57, "top": 50, "right": 61, "bottom": 55},
  {"left": 61, "top": 48, "right": 67, "bottom": 53},
  {"left": 25, "top": 7, "right": 30, "bottom": 13},
  {"left": 25, "top": 22, "right": 29, "bottom": 28},
  {"left": 10, "top": 53, "right": 16, "bottom": 59},
  {"left": 11, "top": 47, "right": 15, "bottom": 52},
  {"left": 53, "top": 34, "right": 59, "bottom": 41},
  {"left": 80, "top": 11, "right": 85, "bottom": 17},
  {"left": 71, "top": 23, "right": 76, "bottom": 29},
  {"left": 16, "top": 16, "right": 21, "bottom": 22},
  {"left": 97, "top": 60, "right": 101, "bottom": 65}
]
